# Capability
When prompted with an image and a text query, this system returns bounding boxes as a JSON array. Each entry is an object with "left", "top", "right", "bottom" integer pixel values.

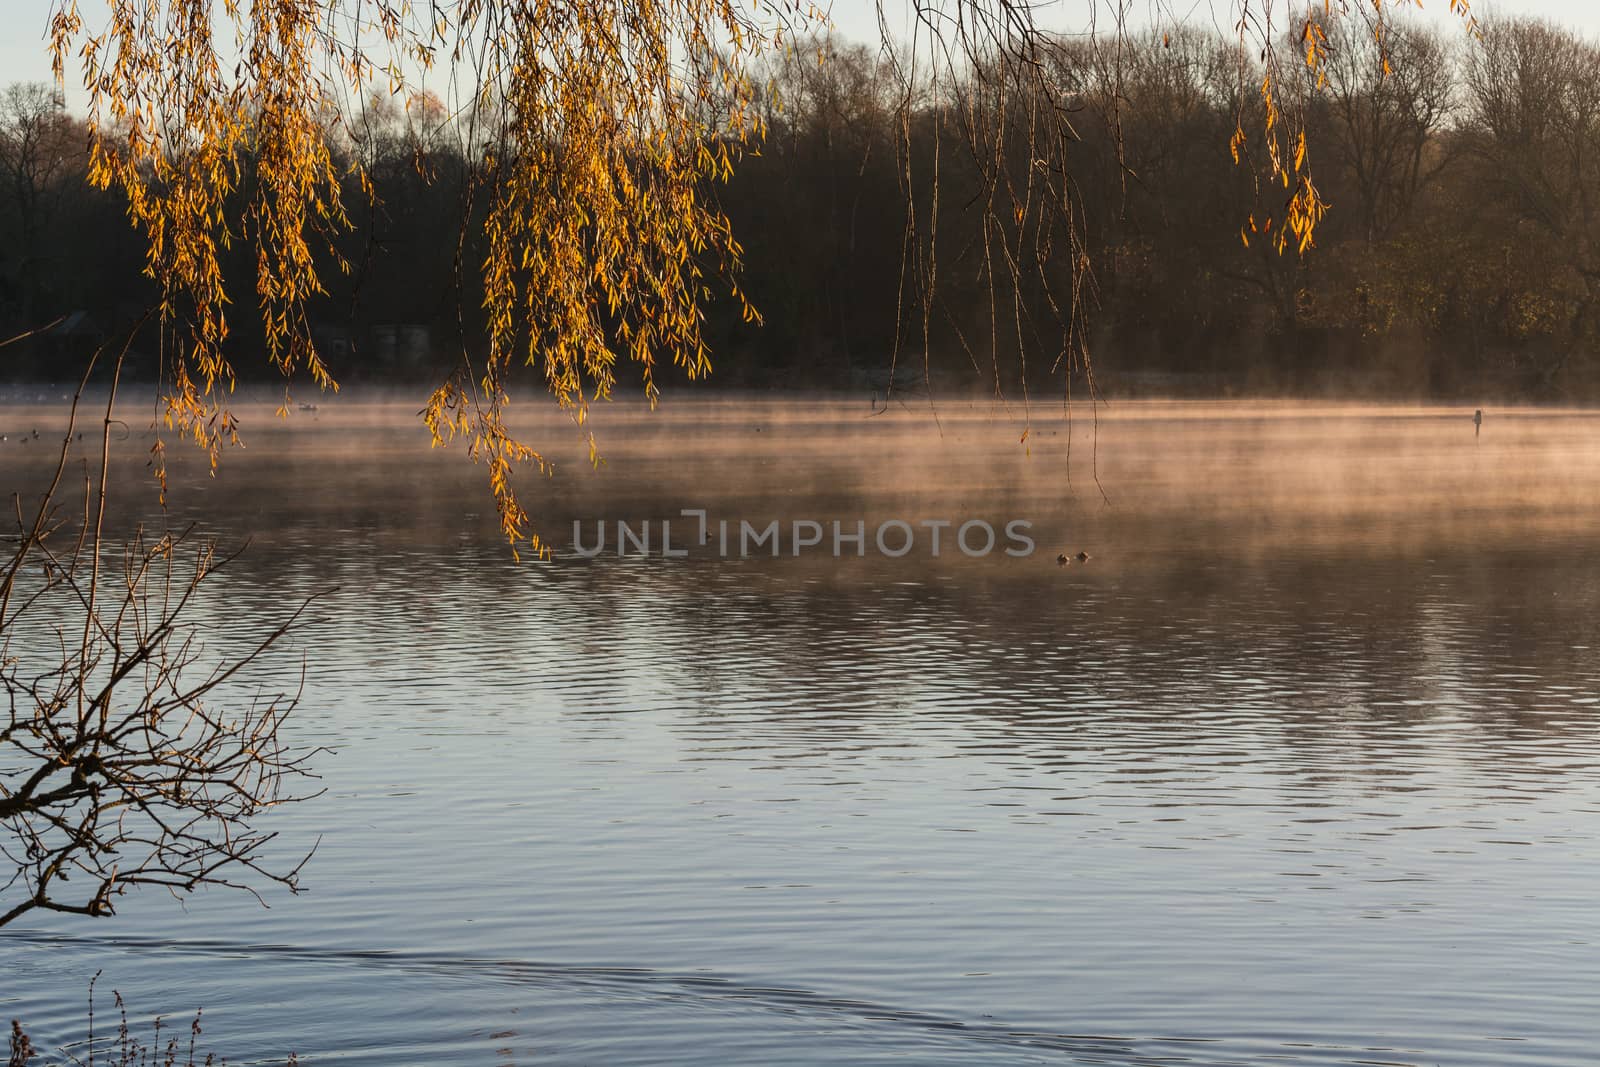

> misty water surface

[{"left": 3, "top": 398, "right": 1600, "bottom": 1065}]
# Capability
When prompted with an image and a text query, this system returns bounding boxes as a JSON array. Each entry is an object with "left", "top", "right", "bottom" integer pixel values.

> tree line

[{"left": 5, "top": 15, "right": 1600, "bottom": 400}]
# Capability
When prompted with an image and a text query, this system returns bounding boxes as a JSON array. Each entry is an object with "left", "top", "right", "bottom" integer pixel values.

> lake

[{"left": 3, "top": 397, "right": 1600, "bottom": 1065}]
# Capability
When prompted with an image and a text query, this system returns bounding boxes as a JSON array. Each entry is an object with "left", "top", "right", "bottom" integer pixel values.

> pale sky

[{"left": 3, "top": 0, "right": 1598, "bottom": 109}]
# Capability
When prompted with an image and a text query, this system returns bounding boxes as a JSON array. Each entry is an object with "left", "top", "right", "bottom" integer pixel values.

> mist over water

[{"left": 3, "top": 398, "right": 1600, "bottom": 1065}]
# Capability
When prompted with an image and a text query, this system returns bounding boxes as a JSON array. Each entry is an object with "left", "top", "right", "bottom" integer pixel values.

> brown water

[{"left": 3, "top": 397, "right": 1600, "bottom": 1065}]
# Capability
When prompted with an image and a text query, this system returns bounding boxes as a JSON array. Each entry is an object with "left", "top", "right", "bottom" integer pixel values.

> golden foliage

[
  {"left": 51, "top": 0, "right": 348, "bottom": 494},
  {"left": 49, "top": 0, "right": 801, "bottom": 554},
  {"left": 1229, "top": 0, "right": 1474, "bottom": 255}
]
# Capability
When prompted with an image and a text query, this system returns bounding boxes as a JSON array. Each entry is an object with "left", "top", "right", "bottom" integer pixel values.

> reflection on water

[{"left": 3, "top": 399, "right": 1600, "bottom": 1065}]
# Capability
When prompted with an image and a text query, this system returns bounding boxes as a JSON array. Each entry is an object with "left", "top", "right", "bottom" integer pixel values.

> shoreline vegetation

[{"left": 9, "top": 988, "right": 298, "bottom": 1067}]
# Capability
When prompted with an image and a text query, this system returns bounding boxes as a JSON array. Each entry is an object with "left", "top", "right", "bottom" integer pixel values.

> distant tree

[
  {"left": 1319, "top": 14, "right": 1458, "bottom": 244},
  {"left": 1461, "top": 17, "right": 1600, "bottom": 387},
  {"left": 0, "top": 83, "right": 79, "bottom": 325}
]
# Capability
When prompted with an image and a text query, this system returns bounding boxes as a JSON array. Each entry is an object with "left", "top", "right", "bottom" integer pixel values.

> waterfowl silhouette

[
  {"left": 1055, "top": 553, "right": 1069, "bottom": 566},
  {"left": 1074, "top": 551, "right": 1090, "bottom": 563}
]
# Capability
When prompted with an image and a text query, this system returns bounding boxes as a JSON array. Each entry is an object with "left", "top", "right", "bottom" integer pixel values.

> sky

[{"left": 3, "top": 0, "right": 1600, "bottom": 109}]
